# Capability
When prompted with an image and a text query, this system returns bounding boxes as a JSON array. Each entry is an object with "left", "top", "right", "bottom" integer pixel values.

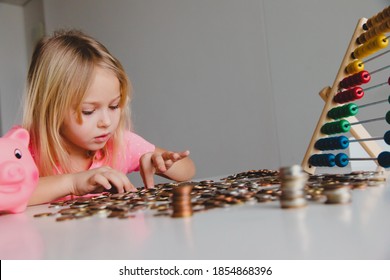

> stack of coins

[
  {"left": 322, "top": 182, "right": 351, "bottom": 204},
  {"left": 279, "top": 165, "right": 308, "bottom": 209},
  {"left": 171, "top": 184, "right": 194, "bottom": 218}
]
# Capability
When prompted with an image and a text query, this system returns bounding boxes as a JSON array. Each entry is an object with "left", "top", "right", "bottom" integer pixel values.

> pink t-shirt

[{"left": 89, "top": 130, "right": 155, "bottom": 173}]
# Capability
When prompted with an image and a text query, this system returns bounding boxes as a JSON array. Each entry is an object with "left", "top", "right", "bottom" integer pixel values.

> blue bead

[
  {"left": 309, "top": 153, "right": 336, "bottom": 167},
  {"left": 335, "top": 153, "right": 349, "bottom": 167},
  {"left": 384, "top": 130, "right": 390, "bottom": 145},
  {"left": 337, "top": 136, "right": 349, "bottom": 149},
  {"left": 315, "top": 136, "right": 349, "bottom": 150},
  {"left": 378, "top": 151, "right": 390, "bottom": 168}
]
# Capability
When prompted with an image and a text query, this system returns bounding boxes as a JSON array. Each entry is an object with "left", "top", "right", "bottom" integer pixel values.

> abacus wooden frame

[{"left": 302, "top": 18, "right": 384, "bottom": 174}]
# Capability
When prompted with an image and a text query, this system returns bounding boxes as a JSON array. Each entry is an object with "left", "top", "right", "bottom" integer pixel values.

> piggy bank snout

[{"left": 0, "top": 161, "right": 26, "bottom": 183}]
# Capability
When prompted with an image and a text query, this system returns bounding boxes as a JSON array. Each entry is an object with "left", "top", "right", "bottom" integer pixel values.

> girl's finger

[
  {"left": 162, "top": 152, "right": 175, "bottom": 161},
  {"left": 171, "top": 153, "right": 180, "bottom": 161},
  {"left": 152, "top": 154, "right": 167, "bottom": 172},
  {"left": 118, "top": 173, "right": 136, "bottom": 192},
  {"left": 113, "top": 171, "right": 135, "bottom": 192},
  {"left": 164, "top": 159, "right": 174, "bottom": 169},
  {"left": 176, "top": 150, "right": 190, "bottom": 159},
  {"left": 140, "top": 153, "right": 156, "bottom": 188},
  {"left": 103, "top": 172, "right": 126, "bottom": 193},
  {"left": 90, "top": 173, "right": 111, "bottom": 190}
]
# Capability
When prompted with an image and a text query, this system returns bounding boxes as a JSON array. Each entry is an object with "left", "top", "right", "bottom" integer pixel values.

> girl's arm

[
  {"left": 28, "top": 173, "right": 74, "bottom": 205},
  {"left": 28, "top": 167, "right": 136, "bottom": 205},
  {"left": 139, "top": 146, "right": 196, "bottom": 188}
]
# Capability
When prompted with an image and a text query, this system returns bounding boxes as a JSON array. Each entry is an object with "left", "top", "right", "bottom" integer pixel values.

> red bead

[
  {"left": 339, "top": 71, "right": 371, "bottom": 89},
  {"left": 334, "top": 87, "right": 364, "bottom": 104}
]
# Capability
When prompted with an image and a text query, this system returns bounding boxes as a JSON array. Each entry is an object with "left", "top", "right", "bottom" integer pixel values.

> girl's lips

[{"left": 94, "top": 133, "right": 110, "bottom": 143}]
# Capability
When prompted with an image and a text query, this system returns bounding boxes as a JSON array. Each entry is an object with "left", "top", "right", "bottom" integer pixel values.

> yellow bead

[
  {"left": 345, "top": 60, "right": 364, "bottom": 75},
  {"left": 372, "top": 34, "right": 388, "bottom": 49},
  {"left": 353, "top": 34, "right": 388, "bottom": 59}
]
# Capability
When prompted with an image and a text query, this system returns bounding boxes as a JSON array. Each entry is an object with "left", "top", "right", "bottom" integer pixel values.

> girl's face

[{"left": 61, "top": 67, "right": 122, "bottom": 157}]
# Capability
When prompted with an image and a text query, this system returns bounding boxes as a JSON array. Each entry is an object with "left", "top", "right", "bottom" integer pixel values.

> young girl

[{"left": 22, "top": 29, "right": 196, "bottom": 205}]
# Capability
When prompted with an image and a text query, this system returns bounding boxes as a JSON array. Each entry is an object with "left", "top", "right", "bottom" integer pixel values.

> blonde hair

[{"left": 23, "top": 29, "right": 131, "bottom": 176}]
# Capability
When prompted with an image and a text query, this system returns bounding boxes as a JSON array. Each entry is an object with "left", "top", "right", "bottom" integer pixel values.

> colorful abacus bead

[
  {"left": 352, "top": 34, "right": 389, "bottom": 59},
  {"left": 321, "top": 120, "right": 351, "bottom": 135},
  {"left": 335, "top": 152, "right": 390, "bottom": 168},
  {"left": 364, "top": 7, "right": 390, "bottom": 30},
  {"left": 334, "top": 87, "right": 364, "bottom": 104},
  {"left": 335, "top": 153, "right": 349, "bottom": 167},
  {"left": 385, "top": 130, "right": 390, "bottom": 145},
  {"left": 339, "top": 71, "right": 371, "bottom": 89},
  {"left": 309, "top": 154, "right": 336, "bottom": 167},
  {"left": 345, "top": 60, "right": 364, "bottom": 75},
  {"left": 315, "top": 136, "right": 349, "bottom": 151},
  {"left": 327, "top": 103, "right": 358, "bottom": 119},
  {"left": 378, "top": 151, "right": 390, "bottom": 168},
  {"left": 357, "top": 20, "right": 390, "bottom": 44}
]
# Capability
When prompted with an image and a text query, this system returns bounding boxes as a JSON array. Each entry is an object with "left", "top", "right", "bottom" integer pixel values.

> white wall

[
  {"left": 23, "top": 0, "right": 45, "bottom": 62},
  {"left": 0, "top": 2, "right": 27, "bottom": 133},
  {"left": 43, "top": 0, "right": 280, "bottom": 182}
]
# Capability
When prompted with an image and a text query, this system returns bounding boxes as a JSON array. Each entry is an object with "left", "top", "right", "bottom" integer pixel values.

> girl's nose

[{"left": 97, "top": 110, "right": 112, "bottom": 127}]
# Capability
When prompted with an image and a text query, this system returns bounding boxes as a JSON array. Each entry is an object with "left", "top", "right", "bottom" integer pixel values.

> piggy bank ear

[{"left": 3, "top": 127, "right": 30, "bottom": 147}]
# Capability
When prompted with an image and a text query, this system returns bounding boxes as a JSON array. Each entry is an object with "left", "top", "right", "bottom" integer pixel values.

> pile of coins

[
  {"left": 32, "top": 169, "right": 386, "bottom": 221},
  {"left": 171, "top": 184, "right": 193, "bottom": 218},
  {"left": 322, "top": 182, "right": 352, "bottom": 204},
  {"left": 279, "top": 165, "right": 308, "bottom": 209}
]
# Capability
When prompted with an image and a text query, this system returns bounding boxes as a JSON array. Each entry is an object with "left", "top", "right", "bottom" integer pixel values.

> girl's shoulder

[
  {"left": 123, "top": 130, "right": 155, "bottom": 150},
  {"left": 119, "top": 130, "right": 155, "bottom": 173}
]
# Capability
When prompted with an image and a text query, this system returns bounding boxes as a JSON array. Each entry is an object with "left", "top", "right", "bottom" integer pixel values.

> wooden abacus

[{"left": 302, "top": 6, "right": 390, "bottom": 174}]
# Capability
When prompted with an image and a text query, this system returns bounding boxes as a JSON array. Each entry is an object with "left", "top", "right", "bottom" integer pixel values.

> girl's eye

[
  {"left": 82, "top": 110, "right": 95, "bottom": 115},
  {"left": 109, "top": 104, "right": 120, "bottom": 110}
]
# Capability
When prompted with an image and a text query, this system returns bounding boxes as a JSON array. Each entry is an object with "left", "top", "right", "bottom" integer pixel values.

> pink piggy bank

[{"left": 0, "top": 127, "right": 39, "bottom": 213}]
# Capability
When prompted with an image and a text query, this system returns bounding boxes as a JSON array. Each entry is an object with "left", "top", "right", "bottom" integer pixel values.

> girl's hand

[
  {"left": 139, "top": 149, "right": 191, "bottom": 188},
  {"left": 71, "top": 166, "right": 136, "bottom": 195}
]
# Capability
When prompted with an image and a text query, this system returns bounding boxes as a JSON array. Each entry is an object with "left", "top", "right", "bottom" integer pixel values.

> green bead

[
  {"left": 321, "top": 119, "right": 350, "bottom": 135},
  {"left": 347, "top": 103, "right": 358, "bottom": 116},
  {"left": 339, "top": 119, "right": 351, "bottom": 133},
  {"left": 327, "top": 103, "right": 358, "bottom": 119}
]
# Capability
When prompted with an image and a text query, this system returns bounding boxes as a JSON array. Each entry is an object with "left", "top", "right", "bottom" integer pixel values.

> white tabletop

[{"left": 1, "top": 173, "right": 390, "bottom": 260}]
